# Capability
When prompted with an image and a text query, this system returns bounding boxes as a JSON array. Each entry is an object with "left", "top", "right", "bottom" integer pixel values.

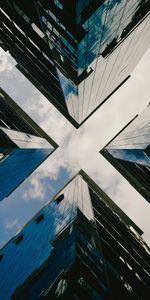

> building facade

[
  {"left": 0, "top": 88, "right": 57, "bottom": 202},
  {"left": 0, "top": 1, "right": 150, "bottom": 127},
  {"left": 101, "top": 104, "right": 150, "bottom": 203},
  {"left": 0, "top": 170, "right": 149, "bottom": 299}
]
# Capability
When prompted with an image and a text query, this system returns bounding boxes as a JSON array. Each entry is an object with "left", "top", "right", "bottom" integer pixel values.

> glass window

[
  {"left": 15, "top": 234, "right": 24, "bottom": 246},
  {"left": 35, "top": 214, "right": 44, "bottom": 224}
]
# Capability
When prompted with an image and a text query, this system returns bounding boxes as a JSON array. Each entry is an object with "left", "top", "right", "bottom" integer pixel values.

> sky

[{"left": 0, "top": 46, "right": 150, "bottom": 248}]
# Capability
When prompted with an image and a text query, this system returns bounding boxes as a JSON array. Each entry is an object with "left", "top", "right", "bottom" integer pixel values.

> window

[
  {"left": 0, "top": 153, "right": 5, "bottom": 161},
  {"left": 124, "top": 282, "right": 133, "bottom": 292},
  {"left": 0, "top": 149, "right": 10, "bottom": 162},
  {"left": 55, "top": 194, "right": 64, "bottom": 204},
  {"left": 54, "top": 0, "right": 63, "bottom": 10},
  {"left": 0, "top": 253, "right": 4, "bottom": 262},
  {"left": 15, "top": 233, "right": 24, "bottom": 245},
  {"left": 31, "top": 23, "right": 45, "bottom": 38},
  {"left": 35, "top": 213, "right": 44, "bottom": 224}
]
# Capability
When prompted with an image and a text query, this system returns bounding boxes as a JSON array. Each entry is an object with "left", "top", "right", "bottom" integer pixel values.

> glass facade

[
  {"left": 0, "top": 171, "right": 149, "bottom": 299},
  {"left": 0, "top": 88, "right": 57, "bottom": 201},
  {"left": 101, "top": 104, "right": 150, "bottom": 203},
  {"left": 0, "top": 1, "right": 150, "bottom": 126}
]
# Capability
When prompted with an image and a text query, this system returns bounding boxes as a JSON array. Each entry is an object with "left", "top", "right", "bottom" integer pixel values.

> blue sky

[
  {"left": 0, "top": 167, "right": 70, "bottom": 246},
  {"left": 0, "top": 47, "right": 150, "bottom": 248}
]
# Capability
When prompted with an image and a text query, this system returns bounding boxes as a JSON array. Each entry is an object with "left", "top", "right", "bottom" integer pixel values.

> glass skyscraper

[
  {"left": 0, "top": 170, "right": 149, "bottom": 299},
  {"left": 101, "top": 104, "right": 150, "bottom": 203},
  {"left": 0, "top": 88, "right": 58, "bottom": 202},
  {"left": 0, "top": 1, "right": 150, "bottom": 127}
]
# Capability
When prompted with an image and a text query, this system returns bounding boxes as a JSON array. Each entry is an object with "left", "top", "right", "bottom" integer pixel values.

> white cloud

[
  {"left": 0, "top": 48, "right": 16, "bottom": 72},
  {"left": 0, "top": 46, "right": 150, "bottom": 246},
  {"left": 5, "top": 218, "right": 20, "bottom": 232},
  {"left": 23, "top": 174, "right": 48, "bottom": 202}
]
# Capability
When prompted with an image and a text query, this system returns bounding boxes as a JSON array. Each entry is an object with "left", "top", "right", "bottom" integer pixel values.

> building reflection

[
  {"left": 0, "top": 88, "right": 57, "bottom": 202},
  {"left": 0, "top": 171, "right": 149, "bottom": 299},
  {"left": 101, "top": 104, "right": 150, "bottom": 203},
  {"left": 1, "top": 1, "right": 150, "bottom": 126}
]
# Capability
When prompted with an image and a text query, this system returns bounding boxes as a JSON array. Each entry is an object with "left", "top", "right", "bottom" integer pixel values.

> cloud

[
  {"left": 22, "top": 174, "right": 48, "bottom": 202},
  {"left": 17, "top": 48, "right": 150, "bottom": 246},
  {"left": 5, "top": 218, "right": 20, "bottom": 232},
  {"left": 0, "top": 48, "right": 16, "bottom": 72},
  {"left": 0, "top": 46, "right": 150, "bottom": 247}
]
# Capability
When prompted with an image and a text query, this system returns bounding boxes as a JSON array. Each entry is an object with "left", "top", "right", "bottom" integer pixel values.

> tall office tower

[
  {"left": 0, "top": 1, "right": 150, "bottom": 127},
  {"left": 0, "top": 170, "right": 149, "bottom": 299},
  {"left": 101, "top": 104, "right": 150, "bottom": 203},
  {"left": 0, "top": 88, "right": 58, "bottom": 202}
]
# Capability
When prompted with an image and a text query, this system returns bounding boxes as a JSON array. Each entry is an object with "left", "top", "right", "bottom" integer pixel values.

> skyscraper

[
  {"left": 101, "top": 104, "right": 150, "bottom": 203},
  {"left": 0, "top": 170, "right": 149, "bottom": 299},
  {"left": 0, "top": 1, "right": 150, "bottom": 127},
  {"left": 0, "top": 87, "right": 58, "bottom": 202}
]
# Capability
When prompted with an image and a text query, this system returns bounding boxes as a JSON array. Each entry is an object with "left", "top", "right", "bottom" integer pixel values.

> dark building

[
  {"left": 0, "top": 87, "right": 58, "bottom": 202},
  {"left": 0, "top": 1, "right": 150, "bottom": 127},
  {"left": 0, "top": 170, "right": 149, "bottom": 299},
  {"left": 101, "top": 104, "right": 150, "bottom": 203}
]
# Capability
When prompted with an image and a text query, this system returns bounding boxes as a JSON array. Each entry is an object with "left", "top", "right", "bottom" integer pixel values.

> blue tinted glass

[
  {"left": 0, "top": 176, "right": 104, "bottom": 299},
  {"left": 0, "top": 148, "right": 52, "bottom": 201}
]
